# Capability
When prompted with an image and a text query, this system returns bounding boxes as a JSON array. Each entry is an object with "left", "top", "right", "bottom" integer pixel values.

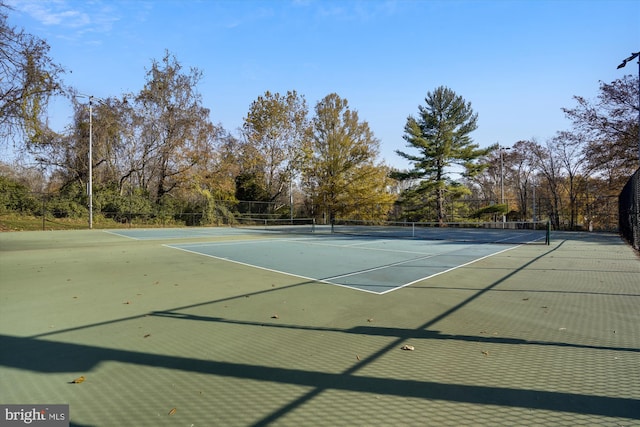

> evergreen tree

[{"left": 395, "top": 86, "right": 488, "bottom": 224}]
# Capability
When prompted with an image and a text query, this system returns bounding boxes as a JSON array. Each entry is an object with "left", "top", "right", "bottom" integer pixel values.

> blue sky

[{"left": 6, "top": 0, "right": 640, "bottom": 169}]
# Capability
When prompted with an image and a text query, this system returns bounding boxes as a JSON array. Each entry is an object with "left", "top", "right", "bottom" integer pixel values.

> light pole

[
  {"left": 532, "top": 178, "right": 536, "bottom": 223},
  {"left": 617, "top": 51, "right": 640, "bottom": 168},
  {"left": 78, "top": 94, "right": 103, "bottom": 229},
  {"left": 499, "top": 145, "right": 510, "bottom": 224},
  {"left": 88, "top": 96, "right": 94, "bottom": 229}
]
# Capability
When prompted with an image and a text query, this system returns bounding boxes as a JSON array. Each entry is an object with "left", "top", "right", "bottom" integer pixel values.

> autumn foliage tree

[
  {"left": 302, "top": 93, "right": 395, "bottom": 222},
  {"left": 1, "top": 0, "right": 635, "bottom": 232},
  {"left": 240, "top": 90, "right": 309, "bottom": 213}
]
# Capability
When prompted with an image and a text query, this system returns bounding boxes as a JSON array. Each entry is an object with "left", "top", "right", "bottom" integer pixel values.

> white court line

[
  {"left": 323, "top": 252, "right": 444, "bottom": 281},
  {"left": 164, "top": 244, "right": 383, "bottom": 295},
  {"left": 103, "top": 229, "right": 141, "bottom": 240},
  {"left": 376, "top": 244, "right": 520, "bottom": 295},
  {"left": 280, "top": 238, "right": 435, "bottom": 256},
  {"left": 103, "top": 228, "right": 286, "bottom": 241},
  {"left": 164, "top": 238, "right": 521, "bottom": 295},
  {"left": 169, "top": 236, "right": 311, "bottom": 248},
  {"left": 283, "top": 237, "right": 519, "bottom": 263}
]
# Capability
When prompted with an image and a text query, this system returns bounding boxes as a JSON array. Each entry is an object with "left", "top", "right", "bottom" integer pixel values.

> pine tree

[{"left": 395, "top": 86, "right": 489, "bottom": 224}]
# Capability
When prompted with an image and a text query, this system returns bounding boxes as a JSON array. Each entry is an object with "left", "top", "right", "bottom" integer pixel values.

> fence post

[{"left": 42, "top": 192, "right": 46, "bottom": 231}]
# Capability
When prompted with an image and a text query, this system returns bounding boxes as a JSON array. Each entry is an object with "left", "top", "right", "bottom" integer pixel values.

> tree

[
  {"left": 133, "top": 51, "right": 214, "bottom": 204},
  {"left": 508, "top": 140, "right": 539, "bottom": 221},
  {"left": 552, "top": 131, "right": 590, "bottom": 229},
  {"left": 394, "top": 86, "right": 488, "bottom": 224},
  {"left": 240, "top": 90, "right": 309, "bottom": 212},
  {"left": 0, "top": 3, "right": 65, "bottom": 147},
  {"left": 563, "top": 75, "right": 639, "bottom": 180},
  {"left": 302, "top": 93, "right": 395, "bottom": 222},
  {"left": 529, "top": 139, "right": 563, "bottom": 229}
]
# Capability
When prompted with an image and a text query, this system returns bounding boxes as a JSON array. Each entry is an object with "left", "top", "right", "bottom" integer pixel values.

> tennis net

[
  {"left": 330, "top": 219, "right": 550, "bottom": 244},
  {"left": 232, "top": 217, "right": 316, "bottom": 234}
]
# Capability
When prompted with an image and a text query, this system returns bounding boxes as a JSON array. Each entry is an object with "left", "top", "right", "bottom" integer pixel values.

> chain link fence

[
  {"left": 0, "top": 189, "right": 621, "bottom": 232},
  {"left": 619, "top": 168, "right": 640, "bottom": 251}
]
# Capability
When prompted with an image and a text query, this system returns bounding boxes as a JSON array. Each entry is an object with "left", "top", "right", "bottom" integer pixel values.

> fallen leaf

[
  {"left": 356, "top": 354, "right": 361, "bottom": 361},
  {"left": 70, "top": 376, "right": 85, "bottom": 384},
  {"left": 367, "top": 318, "right": 374, "bottom": 322},
  {"left": 271, "top": 314, "right": 279, "bottom": 319},
  {"left": 143, "top": 334, "right": 151, "bottom": 338},
  {"left": 481, "top": 350, "right": 489, "bottom": 356},
  {"left": 168, "top": 408, "right": 177, "bottom": 416},
  {"left": 400, "top": 345, "right": 415, "bottom": 351}
]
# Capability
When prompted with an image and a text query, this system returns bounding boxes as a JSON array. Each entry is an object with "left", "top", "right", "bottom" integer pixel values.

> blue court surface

[{"left": 163, "top": 235, "right": 516, "bottom": 294}]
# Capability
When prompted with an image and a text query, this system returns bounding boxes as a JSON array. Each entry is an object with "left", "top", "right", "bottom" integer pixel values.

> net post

[{"left": 545, "top": 220, "right": 551, "bottom": 245}]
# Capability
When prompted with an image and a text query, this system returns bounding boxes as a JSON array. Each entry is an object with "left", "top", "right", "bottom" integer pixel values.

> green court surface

[{"left": 1, "top": 228, "right": 639, "bottom": 426}]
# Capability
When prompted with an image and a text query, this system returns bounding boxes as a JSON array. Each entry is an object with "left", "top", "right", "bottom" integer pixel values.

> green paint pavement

[{"left": 1, "top": 229, "right": 639, "bottom": 426}]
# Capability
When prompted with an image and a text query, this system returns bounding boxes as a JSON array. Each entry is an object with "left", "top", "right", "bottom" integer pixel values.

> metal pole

[
  {"left": 500, "top": 145, "right": 506, "bottom": 225},
  {"left": 88, "top": 96, "right": 93, "bottom": 229},
  {"left": 532, "top": 179, "right": 536, "bottom": 223},
  {"left": 500, "top": 148, "right": 504, "bottom": 206}
]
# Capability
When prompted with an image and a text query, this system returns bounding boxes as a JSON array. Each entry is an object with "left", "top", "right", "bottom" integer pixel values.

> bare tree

[
  {"left": 133, "top": 51, "right": 214, "bottom": 204},
  {"left": 563, "top": 75, "right": 639, "bottom": 180},
  {"left": 0, "top": 2, "right": 66, "bottom": 147},
  {"left": 552, "top": 131, "right": 589, "bottom": 229},
  {"left": 529, "top": 139, "right": 564, "bottom": 229}
]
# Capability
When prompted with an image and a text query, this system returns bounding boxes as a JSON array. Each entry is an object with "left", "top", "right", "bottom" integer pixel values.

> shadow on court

[
  {"left": 1, "top": 230, "right": 639, "bottom": 425},
  {"left": 1, "top": 333, "right": 638, "bottom": 421}
]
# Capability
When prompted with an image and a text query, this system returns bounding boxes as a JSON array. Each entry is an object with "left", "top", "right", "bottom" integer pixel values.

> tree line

[{"left": 1, "top": 4, "right": 638, "bottom": 230}]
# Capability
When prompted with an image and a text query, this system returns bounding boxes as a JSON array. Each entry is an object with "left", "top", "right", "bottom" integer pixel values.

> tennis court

[
  {"left": 165, "top": 236, "right": 517, "bottom": 294},
  {"left": 106, "top": 224, "right": 543, "bottom": 294},
  {"left": 1, "top": 226, "right": 639, "bottom": 426}
]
